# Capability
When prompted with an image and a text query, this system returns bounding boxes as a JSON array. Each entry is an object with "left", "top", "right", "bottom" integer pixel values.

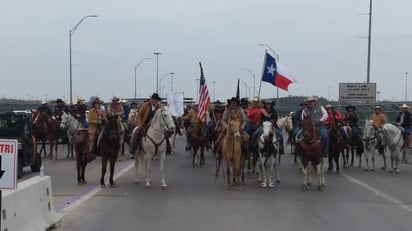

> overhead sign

[
  {"left": 0, "top": 139, "right": 17, "bottom": 190},
  {"left": 339, "top": 83, "right": 376, "bottom": 101}
]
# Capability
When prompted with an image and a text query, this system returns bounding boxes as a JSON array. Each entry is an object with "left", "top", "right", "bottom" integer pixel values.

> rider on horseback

[
  {"left": 129, "top": 93, "right": 162, "bottom": 154},
  {"left": 215, "top": 97, "right": 249, "bottom": 158},
  {"left": 88, "top": 97, "right": 107, "bottom": 156},
  {"left": 395, "top": 104, "right": 411, "bottom": 147},
  {"left": 292, "top": 101, "right": 306, "bottom": 146},
  {"left": 302, "top": 96, "right": 329, "bottom": 157},
  {"left": 71, "top": 97, "right": 88, "bottom": 128},
  {"left": 38, "top": 100, "right": 53, "bottom": 117},
  {"left": 369, "top": 105, "right": 387, "bottom": 154},
  {"left": 181, "top": 103, "right": 201, "bottom": 151},
  {"left": 53, "top": 98, "right": 68, "bottom": 120},
  {"left": 343, "top": 105, "right": 360, "bottom": 148}
]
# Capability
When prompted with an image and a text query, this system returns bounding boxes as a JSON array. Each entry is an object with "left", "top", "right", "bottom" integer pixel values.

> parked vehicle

[{"left": 0, "top": 111, "right": 42, "bottom": 178}]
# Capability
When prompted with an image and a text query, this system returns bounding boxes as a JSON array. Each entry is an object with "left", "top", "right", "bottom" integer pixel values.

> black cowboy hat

[
  {"left": 150, "top": 93, "right": 162, "bottom": 101},
  {"left": 345, "top": 105, "right": 356, "bottom": 111},
  {"left": 91, "top": 97, "right": 103, "bottom": 106},
  {"left": 240, "top": 98, "right": 248, "bottom": 106},
  {"left": 55, "top": 98, "right": 64, "bottom": 103},
  {"left": 228, "top": 97, "right": 240, "bottom": 106},
  {"left": 131, "top": 102, "right": 137, "bottom": 106}
]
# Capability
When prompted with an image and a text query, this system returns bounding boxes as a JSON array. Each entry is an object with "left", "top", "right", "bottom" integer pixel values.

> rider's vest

[{"left": 303, "top": 106, "right": 324, "bottom": 127}]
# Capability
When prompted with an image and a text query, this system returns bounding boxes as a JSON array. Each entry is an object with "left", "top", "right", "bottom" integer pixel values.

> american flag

[{"left": 198, "top": 62, "right": 211, "bottom": 121}]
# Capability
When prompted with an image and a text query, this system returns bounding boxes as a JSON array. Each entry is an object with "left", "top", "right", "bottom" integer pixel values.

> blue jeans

[
  {"left": 246, "top": 121, "right": 255, "bottom": 136},
  {"left": 403, "top": 126, "right": 411, "bottom": 136},
  {"left": 318, "top": 126, "right": 328, "bottom": 154}
]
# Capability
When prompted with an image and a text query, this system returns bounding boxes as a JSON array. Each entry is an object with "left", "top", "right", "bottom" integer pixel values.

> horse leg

[
  {"left": 224, "top": 158, "right": 231, "bottom": 189},
  {"left": 381, "top": 148, "right": 387, "bottom": 170},
  {"left": 335, "top": 150, "right": 340, "bottom": 174},
  {"left": 327, "top": 149, "right": 333, "bottom": 174},
  {"left": 159, "top": 153, "right": 167, "bottom": 189},
  {"left": 301, "top": 165, "right": 308, "bottom": 191},
  {"left": 273, "top": 154, "right": 280, "bottom": 184},
  {"left": 200, "top": 145, "right": 205, "bottom": 167},
  {"left": 54, "top": 139, "right": 58, "bottom": 160},
  {"left": 100, "top": 157, "right": 108, "bottom": 187},
  {"left": 145, "top": 154, "right": 152, "bottom": 189},
  {"left": 109, "top": 156, "right": 117, "bottom": 187},
  {"left": 134, "top": 154, "right": 142, "bottom": 184},
  {"left": 192, "top": 148, "right": 197, "bottom": 168}
]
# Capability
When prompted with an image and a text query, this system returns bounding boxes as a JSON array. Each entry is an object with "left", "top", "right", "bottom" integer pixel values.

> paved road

[{"left": 20, "top": 136, "right": 412, "bottom": 231}]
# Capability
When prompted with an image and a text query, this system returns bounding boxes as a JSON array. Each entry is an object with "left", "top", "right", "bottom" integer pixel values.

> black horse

[{"left": 98, "top": 115, "right": 121, "bottom": 188}]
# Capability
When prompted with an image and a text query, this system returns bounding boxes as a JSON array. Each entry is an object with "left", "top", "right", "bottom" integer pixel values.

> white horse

[
  {"left": 60, "top": 111, "right": 83, "bottom": 158},
  {"left": 377, "top": 123, "right": 404, "bottom": 173},
  {"left": 277, "top": 115, "right": 293, "bottom": 154},
  {"left": 257, "top": 121, "right": 280, "bottom": 188},
  {"left": 362, "top": 120, "right": 378, "bottom": 171},
  {"left": 134, "top": 106, "right": 176, "bottom": 189}
]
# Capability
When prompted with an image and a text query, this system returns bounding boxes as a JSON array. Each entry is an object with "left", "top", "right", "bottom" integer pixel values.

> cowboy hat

[
  {"left": 55, "top": 98, "right": 64, "bottom": 103},
  {"left": 76, "top": 97, "right": 85, "bottom": 102},
  {"left": 325, "top": 104, "right": 333, "bottom": 109},
  {"left": 41, "top": 100, "right": 48, "bottom": 105},
  {"left": 150, "top": 93, "right": 162, "bottom": 101},
  {"left": 240, "top": 98, "right": 248, "bottom": 106},
  {"left": 305, "top": 96, "right": 317, "bottom": 102},
  {"left": 262, "top": 99, "right": 273, "bottom": 104},
  {"left": 111, "top": 96, "right": 120, "bottom": 101},
  {"left": 401, "top": 104, "right": 409, "bottom": 109},
  {"left": 91, "top": 97, "right": 103, "bottom": 105},
  {"left": 345, "top": 105, "right": 356, "bottom": 111},
  {"left": 120, "top": 99, "right": 127, "bottom": 103},
  {"left": 228, "top": 97, "right": 240, "bottom": 105},
  {"left": 252, "top": 97, "right": 260, "bottom": 102},
  {"left": 374, "top": 105, "right": 383, "bottom": 110}
]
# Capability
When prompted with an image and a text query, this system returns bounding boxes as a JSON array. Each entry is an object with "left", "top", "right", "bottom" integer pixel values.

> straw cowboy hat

[
  {"left": 374, "top": 105, "right": 383, "bottom": 110},
  {"left": 120, "top": 99, "right": 127, "bottom": 104},
  {"left": 76, "top": 96, "right": 85, "bottom": 102},
  {"left": 111, "top": 96, "right": 120, "bottom": 101},
  {"left": 91, "top": 97, "right": 103, "bottom": 106},
  {"left": 305, "top": 96, "right": 317, "bottom": 102},
  {"left": 401, "top": 104, "right": 409, "bottom": 109}
]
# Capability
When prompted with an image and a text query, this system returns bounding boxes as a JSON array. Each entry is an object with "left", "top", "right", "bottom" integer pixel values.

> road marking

[
  {"left": 341, "top": 172, "right": 412, "bottom": 213},
  {"left": 55, "top": 160, "right": 135, "bottom": 216}
]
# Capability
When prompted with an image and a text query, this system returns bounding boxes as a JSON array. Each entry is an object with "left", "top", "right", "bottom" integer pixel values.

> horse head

[
  {"left": 362, "top": 120, "right": 375, "bottom": 141},
  {"left": 227, "top": 118, "right": 241, "bottom": 141},
  {"left": 157, "top": 106, "right": 176, "bottom": 134},
  {"left": 301, "top": 115, "right": 316, "bottom": 143},
  {"left": 262, "top": 121, "right": 275, "bottom": 144},
  {"left": 277, "top": 116, "right": 293, "bottom": 132},
  {"left": 60, "top": 111, "right": 69, "bottom": 130},
  {"left": 103, "top": 115, "right": 120, "bottom": 143}
]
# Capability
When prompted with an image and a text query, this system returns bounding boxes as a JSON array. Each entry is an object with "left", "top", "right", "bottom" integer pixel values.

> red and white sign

[{"left": 0, "top": 139, "right": 17, "bottom": 190}]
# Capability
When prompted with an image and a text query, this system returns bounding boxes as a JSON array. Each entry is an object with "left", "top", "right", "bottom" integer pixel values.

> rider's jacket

[
  {"left": 324, "top": 110, "right": 343, "bottom": 127},
  {"left": 222, "top": 107, "right": 247, "bottom": 129},
  {"left": 369, "top": 112, "right": 387, "bottom": 128},
  {"left": 247, "top": 106, "right": 263, "bottom": 126},
  {"left": 136, "top": 101, "right": 160, "bottom": 127},
  {"left": 88, "top": 107, "right": 107, "bottom": 135},
  {"left": 302, "top": 105, "right": 328, "bottom": 127},
  {"left": 396, "top": 110, "right": 412, "bottom": 127},
  {"left": 343, "top": 111, "right": 359, "bottom": 127}
]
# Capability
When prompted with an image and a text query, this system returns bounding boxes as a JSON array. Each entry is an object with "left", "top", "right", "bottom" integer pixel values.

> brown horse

[
  {"left": 98, "top": 115, "right": 121, "bottom": 188},
  {"left": 31, "top": 110, "right": 60, "bottom": 160},
  {"left": 189, "top": 121, "right": 207, "bottom": 167},
  {"left": 221, "top": 118, "right": 242, "bottom": 190},
  {"left": 74, "top": 128, "right": 90, "bottom": 185},
  {"left": 296, "top": 115, "right": 325, "bottom": 191}
]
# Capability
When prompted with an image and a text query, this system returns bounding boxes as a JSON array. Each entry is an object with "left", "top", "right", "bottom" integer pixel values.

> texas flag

[{"left": 261, "top": 52, "right": 296, "bottom": 91}]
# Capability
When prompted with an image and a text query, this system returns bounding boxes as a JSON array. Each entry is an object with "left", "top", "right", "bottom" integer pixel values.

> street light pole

[
  {"left": 212, "top": 81, "right": 216, "bottom": 102},
  {"left": 241, "top": 80, "right": 250, "bottom": 99},
  {"left": 405, "top": 72, "right": 408, "bottom": 102},
  {"left": 242, "top": 67, "right": 256, "bottom": 98},
  {"left": 153, "top": 52, "right": 162, "bottom": 93},
  {"left": 367, "top": 0, "right": 373, "bottom": 83},
  {"left": 159, "top": 72, "right": 172, "bottom": 96},
  {"left": 169, "top": 72, "right": 175, "bottom": 92},
  {"left": 69, "top": 15, "right": 98, "bottom": 105},
  {"left": 134, "top": 57, "right": 150, "bottom": 99},
  {"left": 258, "top": 43, "right": 280, "bottom": 106}
]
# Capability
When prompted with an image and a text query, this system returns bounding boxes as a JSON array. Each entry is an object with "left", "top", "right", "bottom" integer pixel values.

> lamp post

[
  {"left": 169, "top": 72, "right": 175, "bottom": 92},
  {"left": 258, "top": 43, "right": 280, "bottom": 106},
  {"left": 367, "top": 0, "right": 372, "bottom": 83},
  {"left": 241, "top": 80, "right": 250, "bottom": 99},
  {"left": 212, "top": 81, "right": 216, "bottom": 102},
  {"left": 242, "top": 67, "right": 256, "bottom": 98},
  {"left": 405, "top": 72, "right": 409, "bottom": 101},
  {"left": 134, "top": 57, "right": 150, "bottom": 99},
  {"left": 69, "top": 15, "right": 98, "bottom": 105},
  {"left": 153, "top": 52, "right": 162, "bottom": 93},
  {"left": 160, "top": 72, "right": 172, "bottom": 95},
  {"left": 161, "top": 82, "right": 171, "bottom": 98}
]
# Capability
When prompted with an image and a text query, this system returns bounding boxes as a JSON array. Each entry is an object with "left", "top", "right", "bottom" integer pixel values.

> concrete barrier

[{"left": 1, "top": 176, "right": 61, "bottom": 231}]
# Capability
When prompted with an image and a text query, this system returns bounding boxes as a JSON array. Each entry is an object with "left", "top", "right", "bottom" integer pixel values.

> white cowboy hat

[
  {"left": 41, "top": 100, "right": 48, "bottom": 105},
  {"left": 401, "top": 104, "right": 409, "bottom": 109},
  {"left": 252, "top": 97, "right": 260, "bottom": 102},
  {"left": 120, "top": 99, "right": 127, "bottom": 103},
  {"left": 325, "top": 104, "right": 333, "bottom": 109},
  {"left": 374, "top": 105, "right": 383, "bottom": 110},
  {"left": 76, "top": 96, "right": 85, "bottom": 102}
]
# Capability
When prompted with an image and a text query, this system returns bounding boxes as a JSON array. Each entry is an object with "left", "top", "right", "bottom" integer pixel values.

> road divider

[{"left": 1, "top": 176, "right": 61, "bottom": 231}]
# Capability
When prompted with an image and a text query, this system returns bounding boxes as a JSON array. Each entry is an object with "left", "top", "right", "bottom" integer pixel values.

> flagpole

[{"left": 258, "top": 50, "right": 267, "bottom": 99}]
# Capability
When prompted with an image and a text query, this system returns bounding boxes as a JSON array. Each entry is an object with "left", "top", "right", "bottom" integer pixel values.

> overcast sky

[{"left": 1, "top": 0, "right": 411, "bottom": 103}]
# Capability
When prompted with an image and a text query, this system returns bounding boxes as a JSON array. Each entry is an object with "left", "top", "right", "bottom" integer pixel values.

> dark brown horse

[
  {"left": 190, "top": 121, "right": 207, "bottom": 167},
  {"left": 31, "top": 110, "right": 60, "bottom": 160},
  {"left": 297, "top": 115, "right": 325, "bottom": 191},
  {"left": 74, "top": 128, "right": 91, "bottom": 185},
  {"left": 327, "top": 117, "right": 345, "bottom": 174},
  {"left": 98, "top": 115, "right": 121, "bottom": 188}
]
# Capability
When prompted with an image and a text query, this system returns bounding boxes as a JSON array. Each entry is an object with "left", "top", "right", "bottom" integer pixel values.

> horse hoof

[
  {"left": 389, "top": 169, "right": 394, "bottom": 173},
  {"left": 269, "top": 183, "right": 275, "bottom": 188},
  {"left": 161, "top": 185, "right": 167, "bottom": 190},
  {"left": 261, "top": 183, "right": 267, "bottom": 188},
  {"left": 110, "top": 184, "right": 117, "bottom": 188},
  {"left": 371, "top": 169, "right": 375, "bottom": 172},
  {"left": 101, "top": 184, "right": 106, "bottom": 188},
  {"left": 301, "top": 185, "right": 308, "bottom": 191},
  {"left": 307, "top": 182, "right": 312, "bottom": 186},
  {"left": 318, "top": 184, "right": 325, "bottom": 191},
  {"left": 276, "top": 179, "right": 281, "bottom": 184},
  {"left": 145, "top": 184, "right": 151, "bottom": 189},
  {"left": 381, "top": 167, "right": 386, "bottom": 170},
  {"left": 364, "top": 168, "right": 369, "bottom": 172},
  {"left": 395, "top": 169, "right": 400, "bottom": 174},
  {"left": 134, "top": 179, "right": 140, "bottom": 184}
]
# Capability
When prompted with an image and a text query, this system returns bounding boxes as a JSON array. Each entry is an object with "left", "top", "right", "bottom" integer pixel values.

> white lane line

[
  {"left": 341, "top": 173, "right": 412, "bottom": 213},
  {"left": 58, "top": 160, "right": 135, "bottom": 216}
]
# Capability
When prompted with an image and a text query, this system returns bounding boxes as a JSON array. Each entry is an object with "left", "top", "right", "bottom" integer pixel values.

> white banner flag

[{"left": 166, "top": 92, "right": 184, "bottom": 116}]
